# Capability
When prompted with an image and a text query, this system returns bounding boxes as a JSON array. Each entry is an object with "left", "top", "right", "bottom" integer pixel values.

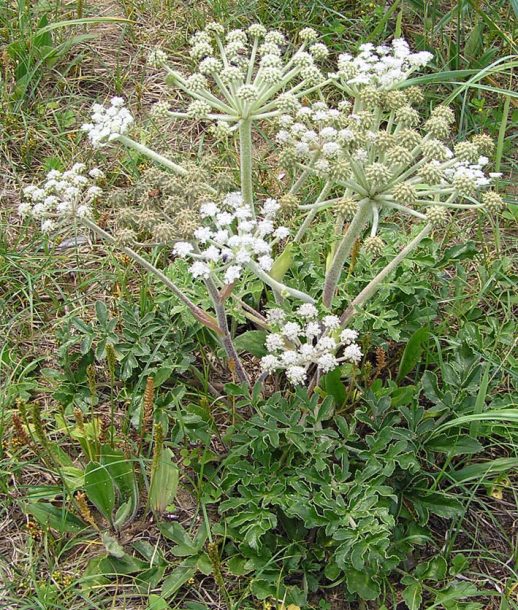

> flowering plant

[{"left": 19, "top": 24, "right": 505, "bottom": 390}]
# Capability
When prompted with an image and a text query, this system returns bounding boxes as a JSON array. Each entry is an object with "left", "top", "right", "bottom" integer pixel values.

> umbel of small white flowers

[
  {"left": 19, "top": 164, "right": 104, "bottom": 233},
  {"left": 260, "top": 305, "right": 362, "bottom": 386},
  {"left": 273, "top": 40, "right": 504, "bottom": 306},
  {"left": 147, "top": 24, "right": 328, "bottom": 125},
  {"left": 173, "top": 191, "right": 313, "bottom": 303}
]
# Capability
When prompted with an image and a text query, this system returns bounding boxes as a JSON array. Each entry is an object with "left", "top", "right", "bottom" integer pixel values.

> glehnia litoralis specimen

[{"left": 20, "top": 25, "right": 505, "bottom": 389}]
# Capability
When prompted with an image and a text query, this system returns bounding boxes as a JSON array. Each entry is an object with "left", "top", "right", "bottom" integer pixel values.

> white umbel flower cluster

[
  {"left": 277, "top": 86, "right": 501, "bottom": 230},
  {"left": 173, "top": 192, "right": 290, "bottom": 284},
  {"left": 147, "top": 24, "right": 328, "bottom": 122},
  {"left": 81, "top": 97, "right": 134, "bottom": 147},
  {"left": 18, "top": 164, "right": 104, "bottom": 233},
  {"left": 332, "top": 39, "right": 433, "bottom": 92},
  {"left": 260, "top": 306, "right": 362, "bottom": 385}
]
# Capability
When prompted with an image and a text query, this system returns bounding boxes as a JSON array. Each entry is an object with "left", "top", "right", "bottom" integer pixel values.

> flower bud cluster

[
  {"left": 332, "top": 39, "right": 433, "bottom": 92},
  {"left": 112, "top": 165, "right": 214, "bottom": 244},
  {"left": 275, "top": 40, "right": 502, "bottom": 224},
  {"left": 81, "top": 97, "right": 134, "bottom": 147},
  {"left": 147, "top": 24, "right": 328, "bottom": 121},
  {"left": 19, "top": 164, "right": 104, "bottom": 233},
  {"left": 260, "top": 305, "right": 362, "bottom": 385},
  {"left": 173, "top": 192, "right": 290, "bottom": 285}
]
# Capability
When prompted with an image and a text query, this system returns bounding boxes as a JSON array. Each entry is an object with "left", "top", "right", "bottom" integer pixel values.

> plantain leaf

[
  {"left": 24, "top": 502, "right": 85, "bottom": 533},
  {"left": 85, "top": 461, "right": 115, "bottom": 523},
  {"left": 149, "top": 448, "right": 179, "bottom": 514},
  {"left": 100, "top": 445, "right": 138, "bottom": 527},
  {"left": 101, "top": 532, "right": 126, "bottom": 559}
]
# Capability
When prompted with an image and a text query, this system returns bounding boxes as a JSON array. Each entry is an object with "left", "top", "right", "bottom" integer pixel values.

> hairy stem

[
  {"left": 204, "top": 278, "right": 250, "bottom": 386},
  {"left": 339, "top": 224, "right": 432, "bottom": 327},
  {"left": 322, "top": 198, "right": 372, "bottom": 308},
  {"left": 248, "top": 261, "right": 316, "bottom": 304},
  {"left": 116, "top": 136, "right": 186, "bottom": 176},
  {"left": 82, "top": 218, "right": 222, "bottom": 334},
  {"left": 294, "top": 182, "right": 332, "bottom": 243},
  {"left": 239, "top": 118, "right": 254, "bottom": 213}
]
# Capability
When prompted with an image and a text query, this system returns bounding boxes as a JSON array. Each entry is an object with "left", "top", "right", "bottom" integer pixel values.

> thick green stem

[
  {"left": 322, "top": 198, "right": 372, "bottom": 308},
  {"left": 239, "top": 118, "right": 254, "bottom": 213},
  {"left": 339, "top": 224, "right": 432, "bottom": 326},
  {"left": 82, "top": 218, "right": 222, "bottom": 334}
]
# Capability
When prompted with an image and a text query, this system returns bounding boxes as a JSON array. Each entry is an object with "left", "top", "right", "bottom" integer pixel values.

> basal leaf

[
  {"left": 85, "top": 461, "right": 116, "bottom": 523},
  {"left": 149, "top": 448, "right": 179, "bottom": 514}
]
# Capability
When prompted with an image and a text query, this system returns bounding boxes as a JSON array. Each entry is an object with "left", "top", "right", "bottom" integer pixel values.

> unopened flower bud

[
  {"left": 279, "top": 147, "right": 298, "bottom": 167},
  {"left": 335, "top": 196, "right": 358, "bottom": 219},
  {"left": 205, "top": 22, "right": 225, "bottom": 36},
  {"left": 421, "top": 139, "right": 451, "bottom": 161},
  {"left": 454, "top": 141, "right": 480, "bottom": 163},
  {"left": 277, "top": 93, "right": 301, "bottom": 112},
  {"left": 299, "top": 27, "right": 318, "bottom": 42},
  {"left": 329, "top": 158, "right": 351, "bottom": 181},
  {"left": 150, "top": 100, "right": 170, "bottom": 118},
  {"left": 398, "top": 128, "right": 422, "bottom": 150},
  {"left": 365, "top": 162, "right": 391, "bottom": 187},
  {"left": 147, "top": 48, "right": 168, "bottom": 68},
  {"left": 187, "top": 100, "right": 212, "bottom": 119},
  {"left": 210, "top": 121, "right": 232, "bottom": 139},
  {"left": 405, "top": 86, "right": 424, "bottom": 105},
  {"left": 236, "top": 84, "right": 259, "bottom": 102},
  {"left": 363, "top": 236, "right": 384, "bottom": 257},
  {"left": 482, "top": 191, "right": 504, "bottom": 210},
  {"left": 279, "top": 193, "right": 299, "bottom": 213},
  {"left": 386, "top": 146, "right": 414, "bottom": 166},
  {"left": 395, "top": 105, "right": 420, "bottom": 127},
  {"left": 383, "top": 90, "right": 408, "bottom": 111},
  {"left": 392, "top": 182, "right": 417, "bottom": 205},
  {"left": 471, "top": 133, "right": 494, "bottom": 155},
  {"left": 198, "top": 57, "right": 222, "bottom": 75},
  {"left": 426, "top": 205, "right": 449, "bottom": 225},
  {"left": 375, "top": 130, "right": 394, "bottom": 151},
  {"left": 453, "top": 172, "right": 477, "bottom": 197},
  {"left": 358, "top": 86, "right": 380, "bottom": 107},
  {"left": 431, "top": 105, "right": 455, "bottom": 124},
  {"left": 309, "top": 42, "right": 329, "bottom": 60},
  {"left": 248, "top": 24, "right": 267, "bottom": 37},
  {"left": 186, "top": 73, "right": 209, "bottom": 92},
  {"left": 418, "top": 161, "right": 443, "bottom": 184},
  {"left": 424, "top": 116, "right": 450, "bottom": 139}
]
